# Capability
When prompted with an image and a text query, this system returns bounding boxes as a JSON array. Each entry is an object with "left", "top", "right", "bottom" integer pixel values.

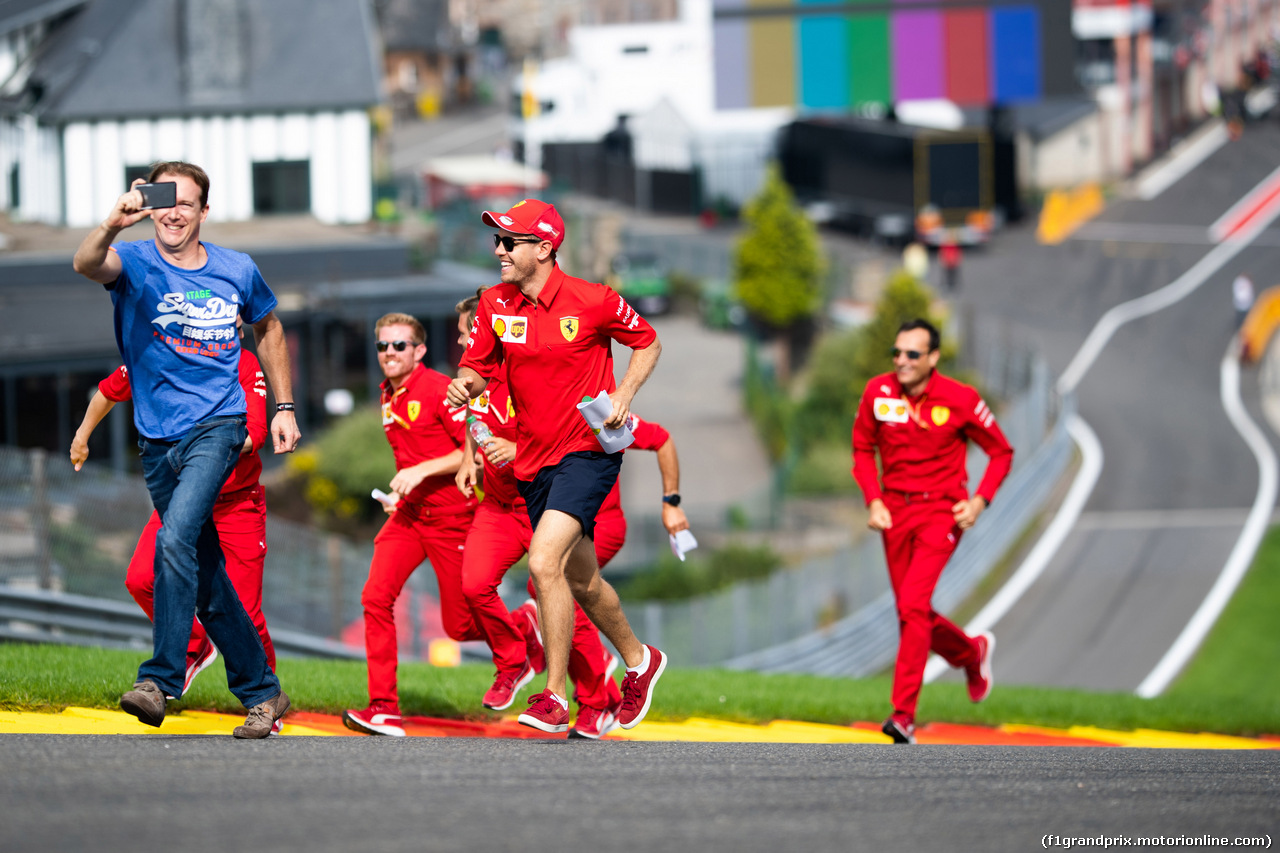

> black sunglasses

[
  {"left": 890, "top": 347, "right": 932, "bottom": 360},
  {"left": 493, "top": 234, "right": 543, "bottom": 251},
  {"left": 376, "top": 340, "right": 416, "bottom": 353}
]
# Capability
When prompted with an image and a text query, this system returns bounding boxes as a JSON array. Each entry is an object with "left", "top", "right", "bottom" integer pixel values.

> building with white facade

[{"left": 0, "top": 0, "right": 382, "bottom": 226}]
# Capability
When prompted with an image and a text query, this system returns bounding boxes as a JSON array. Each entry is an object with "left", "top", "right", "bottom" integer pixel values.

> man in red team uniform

[
  {"left": 447, "top": 199, "right": 668, "bottom": 734},
  {"left": 343, "top": 313, "right": 481, "bottom": 737},
  {"left": 852, "top": 319, "right": 1013, "bottom": 745},
  {"left": 70, "top": 344, "right": 277, "bottom": 698},
  {"left": 453, "top": 292, "right": 688, "bottom": 737}
]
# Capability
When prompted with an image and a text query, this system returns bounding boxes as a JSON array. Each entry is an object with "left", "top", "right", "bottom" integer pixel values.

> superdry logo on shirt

[
  {"left": 492, "top": 314, "right": 528, "bottom": 343},
  {"left": 152, "top": 291, "right": 239, "bottom": 342},
  {"left": 874, "top": 397, "right": 909, "bottom": 423}
]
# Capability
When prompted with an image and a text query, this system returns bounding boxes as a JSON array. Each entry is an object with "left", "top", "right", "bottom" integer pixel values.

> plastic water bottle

[{"left": 467, "top": 414, "right": 508, "bottom": 468}]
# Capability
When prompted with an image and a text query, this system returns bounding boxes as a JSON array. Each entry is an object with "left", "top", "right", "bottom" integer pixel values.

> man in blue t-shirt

[{"left": 73, "top": 161, "right": 301, "bottom": 738}]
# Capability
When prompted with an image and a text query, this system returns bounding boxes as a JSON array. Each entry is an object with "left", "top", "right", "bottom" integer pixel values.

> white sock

[
  {"left": 627, "top": 645, "right": 651, "bottom": 676},
  {"left": 551, "top": 692, "right": 568, "bottom": 711}
]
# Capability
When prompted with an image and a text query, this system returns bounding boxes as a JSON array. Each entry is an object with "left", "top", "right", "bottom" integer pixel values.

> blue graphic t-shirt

[{"left": 107, "top": 239, "right": 278, "bottom": 440}]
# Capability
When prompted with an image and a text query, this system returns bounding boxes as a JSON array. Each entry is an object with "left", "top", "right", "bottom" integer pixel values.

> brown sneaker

[
  {"left": 233, "top": 691, "right": 290, "bottom": 739},
  {"left": 120, "top": 679, "right": 166, "bottom": 728}
]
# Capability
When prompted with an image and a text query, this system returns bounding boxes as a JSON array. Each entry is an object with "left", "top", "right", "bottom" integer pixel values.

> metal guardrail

[{"left": 0, "top": 585, "right": 366, "bottom": 659}]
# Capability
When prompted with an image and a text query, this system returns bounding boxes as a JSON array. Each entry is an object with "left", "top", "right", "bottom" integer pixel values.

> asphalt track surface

[
  {"left": 955, "top": 122, "right": 1280, "bottom": 692},
  {"left": 1, "top": 735, "right": 1276, "bottom": 853}
]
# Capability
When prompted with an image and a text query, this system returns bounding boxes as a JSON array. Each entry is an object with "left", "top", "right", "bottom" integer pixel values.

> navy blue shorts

[{"left": 517, "top": 451, "right": 623, "bottom": 541}]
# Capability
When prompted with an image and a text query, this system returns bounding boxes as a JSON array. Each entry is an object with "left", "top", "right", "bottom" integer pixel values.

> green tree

[
  {"left": 734, "top": 164, "right": 826, "bottom": 331},
  {"left": 793, "top": 270, "right": 940, "bottom": 453}
]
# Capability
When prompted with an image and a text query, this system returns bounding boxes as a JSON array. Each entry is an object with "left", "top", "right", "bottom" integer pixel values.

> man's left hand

[
  {"left": 661, "top": 503, "right": 689, "bottom": 535},
  {"left": 952, "top": 495, "right": 987, "bottom": 530},
  {"left": 270, "top": 411, "right": 301, "bottom": 454},
  {"left": 604, "top": 390, "right": 633, "bottom": 430}
]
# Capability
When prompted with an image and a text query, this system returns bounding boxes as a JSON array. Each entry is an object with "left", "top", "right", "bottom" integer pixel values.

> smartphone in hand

[{"left": 136, "top": 182, "right": 177, "bottom": 210}]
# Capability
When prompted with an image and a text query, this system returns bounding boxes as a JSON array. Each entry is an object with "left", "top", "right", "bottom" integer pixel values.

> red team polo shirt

[
  {"left": 851, "top": 370, "right": 1013, "bottom": 505},
  {"left": 467, "top": 374, "right": 524, "bottom": 508},
  {"left": 381, "top": 362, "right": 471, "bottom": 509},
  {"left": 459, "top": 265, "right": 658, "bottom": 482},
  {"left": 99, "top": 353, "right": 267, "bottom": 493}
]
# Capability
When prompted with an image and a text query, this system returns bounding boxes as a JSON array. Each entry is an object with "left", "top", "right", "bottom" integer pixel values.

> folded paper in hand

[
  {"left": 576, "top": 391, "right": 635, "bottom": 453},
  {"left": 669, "top": 529, "right": 698, "bottom": 561}
]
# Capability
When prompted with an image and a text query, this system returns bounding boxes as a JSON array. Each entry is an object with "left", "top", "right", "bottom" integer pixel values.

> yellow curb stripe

[
  {"left": 606, "top": 717, "right": 885, "bottom": 744},
  {"left": 1, "top": 707, "right": 1277, "bottom": 748},
  {"left": 0, "top": 707, "right": 327, "bottom": 737}
]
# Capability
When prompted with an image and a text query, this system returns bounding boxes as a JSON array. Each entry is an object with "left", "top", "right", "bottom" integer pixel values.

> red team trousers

[
  {"left": 466, "top": 502, "right": 625, "bottom": 712},
  {"left": 363, "top": 502, "right": 478, "bottom": 704},
  {"left": 125, "top": 486, "right": 276, "bottom": 671},
  {"left": 881, "top": 493, "right": 979, "bottom": 719}
]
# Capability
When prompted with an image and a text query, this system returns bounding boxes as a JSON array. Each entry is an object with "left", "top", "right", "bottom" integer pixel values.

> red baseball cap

[{"left": 481, "top": 199, "right": 565, "bottom": 249}]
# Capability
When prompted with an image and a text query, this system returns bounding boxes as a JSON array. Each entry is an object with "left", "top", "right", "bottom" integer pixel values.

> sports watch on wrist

[{"left": 662, "top": 493, "right": 681, "bottom": 507}]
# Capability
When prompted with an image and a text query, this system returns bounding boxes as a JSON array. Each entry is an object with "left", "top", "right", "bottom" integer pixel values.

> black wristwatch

[{"left": 662, "top": 493, "right": 681, "bottom": 507}]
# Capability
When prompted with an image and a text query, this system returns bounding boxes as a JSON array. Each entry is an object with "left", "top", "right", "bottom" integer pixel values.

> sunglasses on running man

[
  {"left": 492, "top": 234, "right": 543, "bottom": 251},
  {"left": 376, "top": 340, "right": 417, "bottom": 353},
  {"left": 890, "top": 347, "right": 932, "bottom": 360}
]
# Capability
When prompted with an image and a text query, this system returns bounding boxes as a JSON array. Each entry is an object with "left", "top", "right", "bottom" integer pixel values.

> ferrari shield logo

[
  {"left": 560, "top": 316, "right": 579, "bottom": 342},
  {"left": 931, "top": 406, "right": 950, "bottom": 427},
  {"left": 408, "top": 401, "right": 421, "bottom": 422}
]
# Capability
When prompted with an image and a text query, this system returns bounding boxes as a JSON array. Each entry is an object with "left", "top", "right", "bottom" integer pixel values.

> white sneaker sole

[
  {"left": 342, "top": 711, "right": 406, "bottom": 737},
  {"left": 181, "top": 643, "right": 219, "bottom": 697},
  {"left": 517, "top": 713, "right": 569, "bottom": 733}
]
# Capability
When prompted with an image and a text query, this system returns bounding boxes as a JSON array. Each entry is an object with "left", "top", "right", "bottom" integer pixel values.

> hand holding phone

[{"left": 136, "top": 181, "right": 177, "bottom": 211}]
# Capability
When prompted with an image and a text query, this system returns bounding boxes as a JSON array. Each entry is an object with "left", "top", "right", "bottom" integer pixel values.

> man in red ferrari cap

[{"left": 446, "top": 198, "right": 669, "bottom": 734}]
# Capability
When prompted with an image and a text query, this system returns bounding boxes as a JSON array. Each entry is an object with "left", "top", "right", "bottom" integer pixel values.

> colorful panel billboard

[{"left": 713, "top": 0, "right": 1061, "bottom": 110}]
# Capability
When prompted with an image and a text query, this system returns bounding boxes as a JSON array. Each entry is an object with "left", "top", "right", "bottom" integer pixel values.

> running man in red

[
  {"left": 70, "top": 346, "right": 277, "bottom": 696},
  {"left": 851, "top": 319, "right": 1013, "bottom": 745},
  {"left": 455, "top": 290, "right": 689, "bottom": 737},
  {"left": 511, "top": 411, "right": 690, "bottom": 737},
  {"left": 447, "top": 199, "right": 667, "bottom": 734},
  {"left": 343, "top": 313, "right": 479, "bottom": 737}
]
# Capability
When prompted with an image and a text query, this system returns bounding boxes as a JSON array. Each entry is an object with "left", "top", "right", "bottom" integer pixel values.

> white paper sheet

[{"left": 576, "top": 390, "right": 635, "bottom": 453}]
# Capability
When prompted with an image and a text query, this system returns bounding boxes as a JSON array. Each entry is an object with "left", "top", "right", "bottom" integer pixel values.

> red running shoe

[
  {"left": 965, "top": 631, "right": 996, "bottom": 703},
  {"left": 482, "top": 660, "right": 535, "bottom": 711},
  {"left": 517, "top": 689, "right": 570, "bottom": 733},
  {"left": 570, "top": 692, "right": 622, "bottom": 740},
  {"left": 617, "top": 645, "right": 667, "bottom": 730},
  {"left": 882, "top": 714, "right": 916, "bottom": 745},
  {"left": 342, "top": 701, "right": 405, "bottom": 737},
  {"left": 181, "top": 638, "right": 218, "bottom": 697},
  {"left": 511, "top": 599, "right": 545, "bottom": 674}
]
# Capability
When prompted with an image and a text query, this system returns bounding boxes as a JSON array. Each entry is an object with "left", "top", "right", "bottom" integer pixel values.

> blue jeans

[{"left": 136, "top": 416, "right": 280, "bottom": 707}]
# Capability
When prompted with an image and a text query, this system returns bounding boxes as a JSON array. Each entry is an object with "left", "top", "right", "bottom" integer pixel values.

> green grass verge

[
  {"left": 4, "top": 527, "right": 1279, "bottom": 737},
  {"left": 1, "top": 642, "right": 1277, "bottom": 736}
]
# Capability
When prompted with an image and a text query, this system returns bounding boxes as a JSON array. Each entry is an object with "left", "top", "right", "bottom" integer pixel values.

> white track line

[
  {"left": 1134, "top": 342, "right": 1278, "bottom": 697},
  {"left": 1132, "top": 121, "right": 1229, "bottom": 201},
  {"left": 923, "top": 415, "right": 1102, "bottom": 683}
]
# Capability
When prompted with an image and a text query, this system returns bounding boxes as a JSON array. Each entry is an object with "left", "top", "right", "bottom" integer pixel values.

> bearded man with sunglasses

[
  {"left": 343, "top": 313, "right": 479, "bottom": 736},
  {"left": 852, "top": 318, "right": 1013, "bottom": 745},
  {"left": 447, "top": 199, "right": 668, "bottom": 734}
]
